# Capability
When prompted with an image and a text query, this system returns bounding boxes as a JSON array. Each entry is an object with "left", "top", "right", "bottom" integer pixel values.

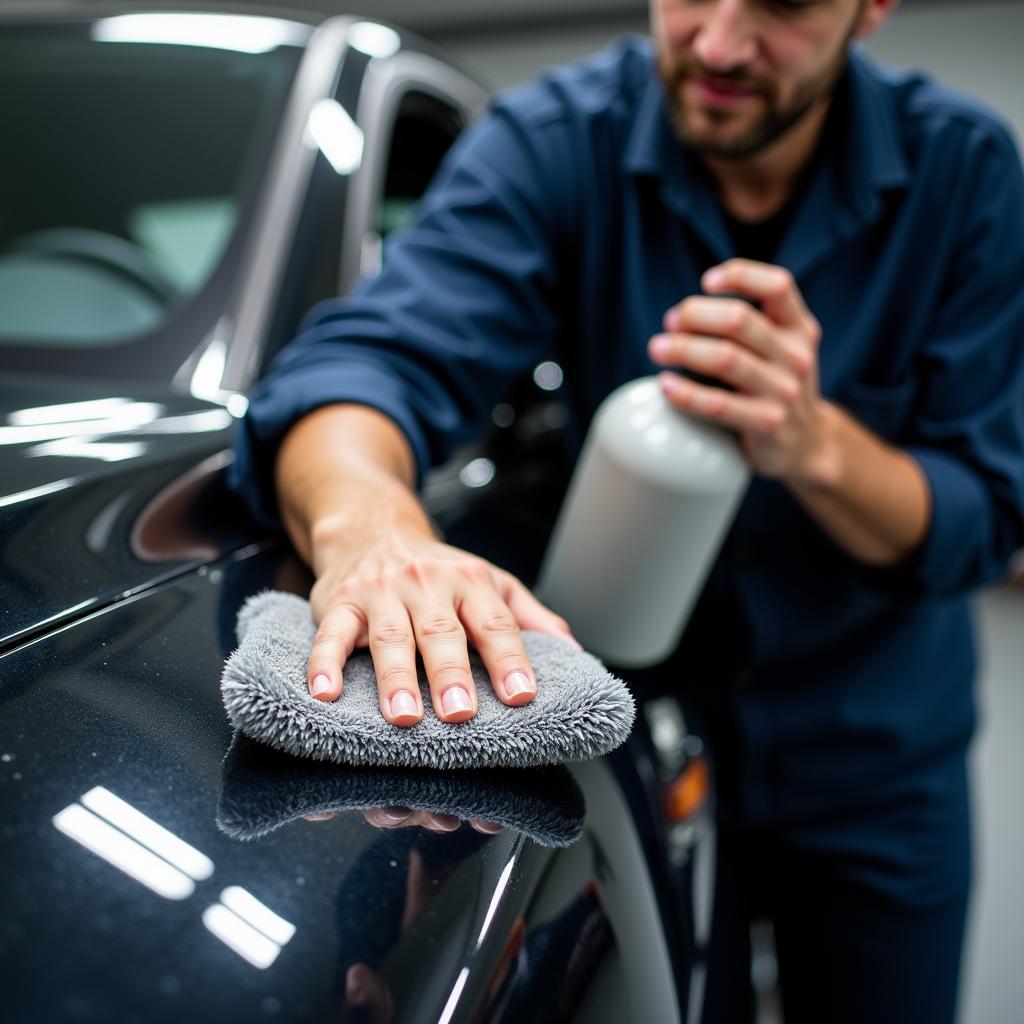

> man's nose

[{"left": 692, "top": 0, "right": 758, "bottom": 72}]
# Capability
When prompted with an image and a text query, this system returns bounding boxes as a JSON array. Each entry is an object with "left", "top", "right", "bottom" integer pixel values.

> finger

[
  {"left": 422, "top": 812, "right": 461, "bottom": 832},
  {"left": 649, "top": 332, "right": 800, "bottom": 401},
  {"left": 661, "top": 296, "right": 808, "bottom": 373},
  {"left": 659, "top": 371, "right": 786, "bottom": 432},
  {"left": 493, "top": 569, "right": 583, "bottom": 649},
  {"left": 407, "top": 598, "right": 477, "bottom": 723},
  {"left": 363, "top": 807, "right": 412, "bottom": 828},
  {"left": 364, "top": 598, "right": 423, "bottom": 726},
  {"left": 307, "top": 602, "right": 363, "bottom": 702},
  {"left": 469, "top": 819, "right": 505, "bottom": 834},
  {"left": 702, "top": 260, "right": 814, "bottom": 333},
  {"left": 457, "top": 593, "right": 537, "bottom": 705},
  {"left": 346, "top": 963, "right": 393, "bottom": 1023}
]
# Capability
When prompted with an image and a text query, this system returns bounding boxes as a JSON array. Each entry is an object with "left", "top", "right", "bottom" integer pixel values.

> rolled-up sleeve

[
  {"left": 886, "top": 127, "right": 1024, "bottom": 596},
  {"left": 229, "top": 102, "right": 571, "bottom": 529}
]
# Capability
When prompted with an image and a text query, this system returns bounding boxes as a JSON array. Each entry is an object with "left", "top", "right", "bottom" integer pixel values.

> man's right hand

[{"left": 305, "top": 521, "right": 578, "bottom": 726}]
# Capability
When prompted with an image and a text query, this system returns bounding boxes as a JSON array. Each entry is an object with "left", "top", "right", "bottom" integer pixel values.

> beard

[{"left": 656, "top": 40, "right": 852, "bottom": 161}]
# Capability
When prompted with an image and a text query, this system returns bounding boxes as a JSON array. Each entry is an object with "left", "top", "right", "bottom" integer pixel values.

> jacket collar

[{"left": 622, "top": 44, "right": 912, "bottom": 278}]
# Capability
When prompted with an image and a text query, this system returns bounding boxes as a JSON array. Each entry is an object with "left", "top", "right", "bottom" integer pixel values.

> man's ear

[{"left": 854, "top": 0, "right": 900, "bottom": 41}]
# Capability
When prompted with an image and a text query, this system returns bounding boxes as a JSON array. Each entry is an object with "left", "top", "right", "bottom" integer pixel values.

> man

[{"left": 231, "top": 0, "right": 1024, "bottom": 1019}]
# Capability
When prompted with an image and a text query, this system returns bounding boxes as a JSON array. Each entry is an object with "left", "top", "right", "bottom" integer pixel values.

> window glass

[
  {"left": 377, "top": 90, "right": 464, "bottom": 243},
  {"left": 0, "top": 28, "right": 300, "bottom": 348}
]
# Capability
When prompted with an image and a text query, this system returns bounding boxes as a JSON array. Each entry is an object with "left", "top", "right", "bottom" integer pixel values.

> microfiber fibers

[
  {"left": 220, "top": 590, "right": 636, "bottom": 770},
  {"left": 217, "top": 732, "right": 587, "bottom": 847}
]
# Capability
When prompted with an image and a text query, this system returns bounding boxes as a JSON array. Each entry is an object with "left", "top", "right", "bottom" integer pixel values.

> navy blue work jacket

[{"left": 232, "top": 38, "right": 1024, "bottom": 896}]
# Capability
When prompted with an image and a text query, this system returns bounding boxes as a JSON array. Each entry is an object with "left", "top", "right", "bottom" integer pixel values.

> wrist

[{"left": 787, "top": 400, "right": 846, "bottom": 492}]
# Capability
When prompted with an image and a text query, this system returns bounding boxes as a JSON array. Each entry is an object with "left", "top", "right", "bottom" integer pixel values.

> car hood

[
  {"left": 0, "top": 539, "right": 680, "bottom": 1024},
  {"left": 0, "top": 371, "right": 261, "bottom": 652}
]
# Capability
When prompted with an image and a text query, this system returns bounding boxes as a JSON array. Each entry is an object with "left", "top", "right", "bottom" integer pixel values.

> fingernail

[
  {"left": 504, "top": 671, "right": 535, "bottom": 697},
  {"left": 704, "top": 268, "right": 725, "bottom": 289},
  {"left": 649, "top": 334, "right": 672, "bottom": 359},
  {"left": 390, "top": 689, "right": 418, "bottom": 718},
  {"left": 442, "top": 686, "right": 472, "bottom": 716},
  {"left": 311, "top": 674, "right": 333, "bottom": 698},
  {"left": 565, "top": 635, "right": 584, "bottom": 652}
]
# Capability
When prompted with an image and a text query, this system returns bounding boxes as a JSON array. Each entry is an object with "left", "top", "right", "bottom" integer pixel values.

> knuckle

[
  {"left": 494, "top": 650, "right": 529, "bottom": 672},
  {"left": 715, "top": 344, "right": 738, "bottom": 374},
  {"left": 792, "top": 347, "right": 815, "bottom": 377},
  {"left": 378, "top": 664, "right": 417, "bottom": 688},
  {"left": 477, "top": 612, "right": 520, "bottom": 637},
  {"left": 402, "top": 559, "right": 432, "bottom": 584},
  {"left": 372, "top": 623, "right": 412, "bottom": 647},
  {"left": 773, "top": 268, "right": 795, "bottom": 293},
  {"left": 419, "top": 615, "right": 463, "bottom": 640},
  {"left": 313, "top": 622, "right": 348, "bottom": 646},
  {"left": 727, "top": 305, "right": 750, "bottom": 333},
  {"left": 431, "top": 662, "right": 473, "bottom": 687},
  {"left": 705, "top": 391, "right": 729, "bottom": 418},
  {"left": 457, "top": 558, "right": 492, "bottom": 586}
]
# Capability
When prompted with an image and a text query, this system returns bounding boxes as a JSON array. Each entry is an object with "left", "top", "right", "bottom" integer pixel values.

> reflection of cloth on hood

[{"left": 217, "top": 731, "right": 587, "bottom": 847}]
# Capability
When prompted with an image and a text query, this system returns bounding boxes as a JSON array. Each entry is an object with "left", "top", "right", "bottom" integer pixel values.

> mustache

[{"left": 663, "top": 55, "right": 772, "bottom": 96}]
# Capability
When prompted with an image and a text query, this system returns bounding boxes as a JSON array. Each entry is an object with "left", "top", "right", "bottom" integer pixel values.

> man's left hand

[{"left": 648, "top": 258, "right": 834, "bottom": 483}]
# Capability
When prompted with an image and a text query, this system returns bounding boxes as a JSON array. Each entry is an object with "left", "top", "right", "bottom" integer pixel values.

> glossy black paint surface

[
  {"left": 0, "top": 372, "right": 260, "bottom": 651},
  {"left": 1, "top": 543, "right": 687, "bottom": 1023}
]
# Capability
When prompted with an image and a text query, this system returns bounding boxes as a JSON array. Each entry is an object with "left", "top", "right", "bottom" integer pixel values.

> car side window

[
  {"left": 262, "top": 87, "right": 464, "bottom": 369},
  {"left": 377, "top": 90, "right": 464, "bottom": 244}
]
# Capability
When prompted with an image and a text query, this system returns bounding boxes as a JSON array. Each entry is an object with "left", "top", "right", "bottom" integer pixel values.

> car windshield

[{"left": 0, "top": 16, "right": 305, "bottom": 356}]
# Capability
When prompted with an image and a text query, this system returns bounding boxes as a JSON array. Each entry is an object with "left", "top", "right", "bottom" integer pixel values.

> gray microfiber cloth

[
  {"left": 217, "top": 733, "right": 587, "bottom": 848},
  {"left": 220, "top": 590, "right": 636, "bottom": 770}
]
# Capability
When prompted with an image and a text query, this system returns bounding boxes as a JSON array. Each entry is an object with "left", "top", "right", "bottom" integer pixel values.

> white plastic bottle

[{"left": 535, "top": 376, "right": 750, "bottom": 667}]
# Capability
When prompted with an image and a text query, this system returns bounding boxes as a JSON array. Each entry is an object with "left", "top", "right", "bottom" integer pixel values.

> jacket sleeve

[
  {"left": 228, "top": 100, "right": 573, "bottom": 529},
  {"left": 882, "top": 124, "right": 1024, "bottom": 597}
]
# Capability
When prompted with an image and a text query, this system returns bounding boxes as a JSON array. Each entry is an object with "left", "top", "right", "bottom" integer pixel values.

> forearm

[
  {"left": 785, "top": 401, "right": 932, "bottom": 567},
  {"left": 274, "top": 403, "right": 435, "bottom": 572}
]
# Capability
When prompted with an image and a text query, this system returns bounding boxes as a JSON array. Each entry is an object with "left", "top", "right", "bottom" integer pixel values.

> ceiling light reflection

[
  {"left": 348, "top": 22, "right": 401, "bottom": 59},
  {"left": 220, "top": 886, "right": 295, "bottom": 945},
  {"left": 28, "top": 438, "right": 148, "bottom": 462},
  {"left": 142, "top": 409, "right": 234, "bottom": 434},
  {"left": 306, "top": 99, "right": 364, "bottom": 175},
  {"left": 81, "top": 786, "right": 214, "bottom": 881},
  {"left": 203, "top": 904, "right": 282, "bottom": 969},
  {"left": 53, "top": 804, "right": 195, "bottom": 900},
  {"left": 93, "top": 13, "right": 310, "bottom": 54},
  {"left": 475, "top": 854, "right": 516, "bottom": 950},
  {"left": 9, "top": 397, "right": 131, "bottom": 426},
  {"left": 438, "top": 966, "right": 471, "bottom": 1024},
  {"left": 0, "top": 402, "right": 163, "bottom": 446},
  {"left": 0, "top": 477, "right": 80, "bottom": 509},
  {"left": 189, "top": 339, "right": 227, "bottom": 403}
]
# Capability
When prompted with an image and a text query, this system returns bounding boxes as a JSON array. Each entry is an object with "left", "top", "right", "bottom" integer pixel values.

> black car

[{"left": 0, "top": 6, "right": 713, "bottom": 1021}]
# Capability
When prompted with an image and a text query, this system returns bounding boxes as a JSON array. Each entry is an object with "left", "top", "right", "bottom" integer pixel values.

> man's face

[{"left": 651, "top": 0, "right": 874, "bottom": 160}]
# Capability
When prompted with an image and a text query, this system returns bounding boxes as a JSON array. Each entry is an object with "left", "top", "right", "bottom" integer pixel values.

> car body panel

[{"left": 1, "top": 541, "right": 685, "bottom": 1023}]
